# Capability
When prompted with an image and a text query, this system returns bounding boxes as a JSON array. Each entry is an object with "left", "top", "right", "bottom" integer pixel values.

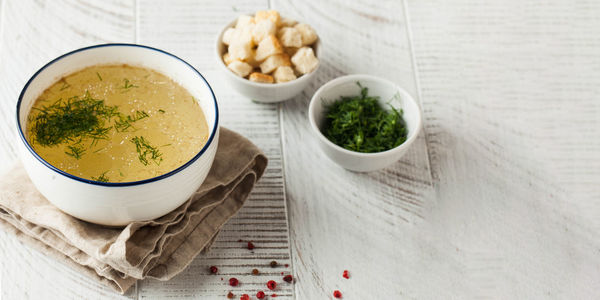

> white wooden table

[{"left": 1, "top": 0, "right": 599, "bottom": 299}]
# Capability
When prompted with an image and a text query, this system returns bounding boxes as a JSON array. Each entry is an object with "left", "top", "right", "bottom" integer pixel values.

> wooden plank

[
  {"left": 406, "top": 0, "right": 600, "bottom": 298},
  {"left": 271, "top": 1, "right": 437, "bottom": 299},
  {"left": 135, "top": 1, "right": 295, "bottom": 299},
  {"left": 0, "top": 0, "right": 136, "bottom": 299}
]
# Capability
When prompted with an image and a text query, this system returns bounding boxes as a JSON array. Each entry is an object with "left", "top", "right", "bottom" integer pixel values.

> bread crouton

[
  {"left": 244, "top": 50, "right": 261, "bottom": 67},
  {"left": 255, "top": 34, "right": 283, "bottom": 61},
  {"left": 227, "top": 60, "right": 253, "bottom": 77},
  {"left": 280, "top": 17, "right": 298, "bottom": 27},
  {"left": 222, "top": 27, "right": 236, "bottom": 45},
  {"left": 278, "top": 27, "right": 303, "bottom": 48},
  {"left": 249, "top": 72, "right": 274, "bottom": 83},
  {"left": 294, "top": 23, "right": 318, "bottom": 45},
  {"left": 222, "top": 52, "right": 236, "bottom": 65},
  {"left": 291, "top": 47, "right": 319, "bottom": 74},
  {"left": 236, "top": 15, "right": 255, "bottom": 29},
  {"left": 284, "top": 47, "right": 299, "bottom": 57},
  {"left": 273, "top": 66, "right": 297, "bottom": 83},
  {"left": 228, "top": 38, "right": 253, "bottom": 60},
  {"left": 255, "top": 10, "right": 281, "bottom": 26},
  {"left": 260, "top": 53, "right": 291, "bottom": 74},
  {"left": 252, "top": 20, "right": 277, "bottom": 44}
]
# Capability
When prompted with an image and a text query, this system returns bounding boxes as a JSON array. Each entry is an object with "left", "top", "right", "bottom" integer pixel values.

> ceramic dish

[
  {"left": 215, "top": 16, "right": 321, "bottom": 103},
  {"left": 308, "top": 74, "right": 422, "bottom": 172},
  {"left": 16, "top": 44, "right": 220, "bottom": 226}
]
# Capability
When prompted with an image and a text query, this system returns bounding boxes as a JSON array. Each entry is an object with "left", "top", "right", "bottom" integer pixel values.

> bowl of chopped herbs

[{"left": 309, "top": 74, "right": 422, "bottom": 172}]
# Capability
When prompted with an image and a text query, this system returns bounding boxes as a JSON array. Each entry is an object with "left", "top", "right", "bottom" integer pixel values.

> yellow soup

[{"left": 26, "top": 64, "right": 209, "bottom": 182}]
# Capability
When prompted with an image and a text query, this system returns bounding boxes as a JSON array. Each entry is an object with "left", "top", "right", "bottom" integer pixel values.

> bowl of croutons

[{"left": 216, "top": 10, "right": 321, "bottom": 103}]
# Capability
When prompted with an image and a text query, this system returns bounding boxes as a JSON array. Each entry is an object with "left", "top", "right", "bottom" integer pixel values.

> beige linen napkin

[{"left": 0, "top": 127, "right": 267, "bottom": 294}]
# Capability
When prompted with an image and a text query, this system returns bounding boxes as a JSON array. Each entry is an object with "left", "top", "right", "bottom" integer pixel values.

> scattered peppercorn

[
  {"left": 240, "top": 294, "right": 250, "bottom": 300},
  {"left": 280, "top": 272, "right": 284, "bottom": 275},
  {"left": 342, "top": 270, "right": 349, "bottom": 279},
  {"left": 209, "top": 266, "right": 218, "bottom": 274},
  {"left": 247, "top": 241, "right": 255, "bottom": 250},
  {"left": 333, "top": 290, "right": 342, "bottom": 298},
  {"left": 283, "top": 275, "right": 293, "bottom": 283},
  {"left": 256, "top": 291, "right": 266, "bottom": 299},
  {"left": 229, "top": 277, "right": 239, "bottom": 287},
  {"left": 270, "top": 261, "right": 278, "bottom": 268},
  {"left": 267, "top": 280, "right": 277, "bottom": 290},
  {"left": 271, "top": 294, "right": 278, "bottom": 297},
  {"left": 284, "top": 264, "right": 289, "bottom": 267},
  {"left": 227, "top": 291, "right": 234, "bottom": 299},
  {"left": 252, "top": 268, "right": 260, "bottom": 275},
  {"left": 237, "top": 239, "right": 242, "bottom": 242}
]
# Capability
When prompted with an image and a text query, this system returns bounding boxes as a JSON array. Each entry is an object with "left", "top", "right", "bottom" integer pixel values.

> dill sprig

[
  {"left": 119, "top": 78, "right": 138, "bottom": 92},
  {"left": 130, "top": 136, "right": 163, "bottom": 166},
  {"left": 96, "top": 72, "right": 102, "bottom": 81},
  {"left": 322, "top": 82, "right": 408, "bottom": 153},
  {"left": 114, "top": 110, "right": 149, "bottom": 132},
  {"left": 91, "top": 171, "right": 109, "bottom": 182},
  {"left": 65, "top": 144, "right": 85, "bottom": 159},
  {"left": 30, "top": 91, "right": 119, "bottom": 147},
  {"left": 59, "top": 81, "right": 71, "bottom": 91}
]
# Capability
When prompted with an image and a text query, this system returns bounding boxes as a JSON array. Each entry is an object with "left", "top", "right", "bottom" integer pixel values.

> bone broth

[{"left": 25, "top": 64, "right": 209, "bottom": 182}]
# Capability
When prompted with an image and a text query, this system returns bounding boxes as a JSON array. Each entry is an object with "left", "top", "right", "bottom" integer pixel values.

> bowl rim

[
  {"left": 16, "top": 43, "right": 220, "bottom": 187},
  {"left": 215, "top": 15, "right": 320, "bottom": 88},
  {"left": 308, "top": 74, "right": 422, "bottom": 157}
]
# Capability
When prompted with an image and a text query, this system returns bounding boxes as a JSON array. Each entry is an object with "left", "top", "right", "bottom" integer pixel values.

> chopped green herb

[
  {"left": 65, "top": 144, "right": 85, "bottom": 159},
  {"left": 161, "top": 144, "right": 172, "bottom": 147},
  {"left": 158, "top": 109, "right": 165, "bottom": 114},
  {"left": 96, "top": 72, "right": 102, "bottom": 81},
  {"left": 91, "top": 171, "right": 109, "bottom": 182},
  {"left": 118, "top": 169, "right": 124, "bottom": 177},
  {"left": 119, "top": 78, "right": 138, "bottom": 92},
  {"left": 59, "top": 82, "right": 71, "bottom": 91},
  {"left": 322, "top": 82, "right": 407, "bottom": 153},
  {"left": 29, "top": 91, "right": 119, "bottom": 147},
  {"left": 114, "top": 110, "right": 149, "bottom": 132},
  {"left": 130, "top": 136, "right": 163, "bottom": 166}
]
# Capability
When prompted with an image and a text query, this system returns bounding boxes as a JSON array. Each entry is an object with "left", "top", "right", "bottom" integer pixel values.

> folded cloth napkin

[{"left": 0, "top": 127, "right": 267, "bottom": 294}]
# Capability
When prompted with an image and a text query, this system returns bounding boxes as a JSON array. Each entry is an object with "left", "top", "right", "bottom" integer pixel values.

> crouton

[
  {"left": 291, "top": 47, "right": 319, "bottom": 74},
  {"left": 222, "top": 27, "right": 237, "bottom": 45},
  {"left": 278, "top": 27, "right": 303, "bottom": 48},
  {"left": 249, "top": 72, "right": 274, "bottom": 83},
  {"left": 228, "top": 39, "right": 253, "bottom": 60},
  {"left": 227, "top": 60, "right": 253, "bottom": 77},
  {"left": 294, "top": 23, "right": 318, "bottom": 45},
  {"left": 255, "top": 34, "right": 283, "bottom": 61},
  {"left": 255, "top": 10, "right": 281, "bottom": 26},
  {"left": 280, "top": 17, "right": 298, "bottom": 27},
  {"left": 245, "top": 50, "right": 261, "bottom": 67},
  {"left": 260, "top": 53, "right": 291, "bottom": 74},
  {"left": 222, "top": 52, "right": 236, "bottom": 65},
  {"left": 236, "top": 15, "right": 255, "bottom": 29},
  {"left": 273, "top": 66, "right": 297, "bottom": 83},
  {"left": 252, "top": 20, "right": 277, "bottom": 44}
]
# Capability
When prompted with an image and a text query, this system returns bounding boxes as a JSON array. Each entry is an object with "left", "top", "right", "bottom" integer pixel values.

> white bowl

[
  {"left": 215, "top": 16, "right": 321, "bottom": 103},
  {"left": 16, "top": 44, "right": 220, "bottom": 226},
  {"left": 308, "top": 74, "right": 422, "bottom": 172}
]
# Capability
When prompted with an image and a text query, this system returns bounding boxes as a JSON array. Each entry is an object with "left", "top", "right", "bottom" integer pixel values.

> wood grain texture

[
  {"left": 135, "top": 1, "right": 295, "bottom": 299},
  {"left": 0, "top": 0, "right": 137, "bottom": 298},
  {"left": 406, "top": 0, "right": 600, "bottom": 298},
  {"left": 272, "top": 0, "right": 439, "bottom": 299}
]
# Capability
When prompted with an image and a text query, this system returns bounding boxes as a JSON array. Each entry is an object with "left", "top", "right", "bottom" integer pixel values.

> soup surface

[{"left": 26, "top": 64, "right": 209, "bottom": 182}]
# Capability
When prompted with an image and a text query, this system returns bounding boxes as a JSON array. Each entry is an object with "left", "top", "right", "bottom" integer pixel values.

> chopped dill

[
  {"left": 161, "top": 143, "right": 172, "bottom": 147},
  {"left": 119, "top": 78, "right": 138, "bottom": 92},
  {"left": 118, "top": 169, "right": 124, "bottom": 177},
  {"left": 59, "top": 82, "right": 71, "bottom": 91},
  {"left": 158, "top": 109, "right": 165, "bottom": 113},
  {"left": 114, "top": 110, "right": 149, "bottom": 132},
  {"left": 96, "top": 72, "right": 102, "bottom": 81},
  {"left": 322, "top": 82, "right": 408, "bottom": 153},
  {"left": 91, "top": 171, "right": 109, "bottom": 182},
  {"left": 29, "top": 91, "right": 119, "bottom": 147},
  {"left": 130, "top": 136, "right": 163, "bottom": 166},
  {"left": 65, "top": 144, "right": 85, "bottom": 159}
]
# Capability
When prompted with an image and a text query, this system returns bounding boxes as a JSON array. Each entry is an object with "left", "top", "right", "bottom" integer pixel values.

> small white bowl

[
  {"left": 308, "top": 74, "right": 422, "bottom": 172},
  {"left": 215, "top": 16, "right": 321, "bottom": 103},
  {"left": 16, "top": 44, "right": 220, "bottom": 226}
]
